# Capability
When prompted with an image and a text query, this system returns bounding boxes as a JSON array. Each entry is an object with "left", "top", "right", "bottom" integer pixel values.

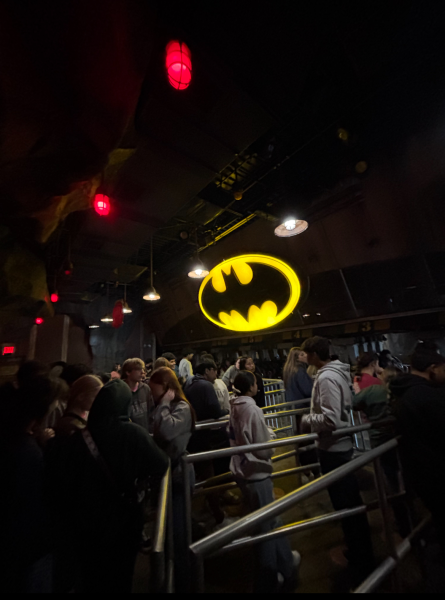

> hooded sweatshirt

[
  {"left": 305, "top": 360, "right": 353, "bottom": 452},
  {"left": 152, "top": 396, "right": 193, "bottom": 480},
  {"left": 229, "top": 395, "right": 274, "bottom": 481},
  {"left": 50, "top": 379, "right": 168, "bottom": 540},
  {"left": 389, "top": 374, "right": 445, "bottom": 500}
]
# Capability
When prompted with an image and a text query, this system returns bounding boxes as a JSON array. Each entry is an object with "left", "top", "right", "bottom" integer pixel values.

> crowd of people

[{"left": 1, "top": 338, "right": 444, "bottom": 593}]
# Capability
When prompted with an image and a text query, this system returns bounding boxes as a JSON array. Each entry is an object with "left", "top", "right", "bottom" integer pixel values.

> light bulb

[
  {"left": 195, "top": 269, "right": 203, "bottom": 276},
  {"left": 284, "top": 219, "right": 297, "bottom": 231}
]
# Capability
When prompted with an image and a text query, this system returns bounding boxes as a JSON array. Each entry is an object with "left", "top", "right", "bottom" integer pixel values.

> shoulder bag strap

[{"left": 81, "top": 429, "right": 119, "bottom": 492}]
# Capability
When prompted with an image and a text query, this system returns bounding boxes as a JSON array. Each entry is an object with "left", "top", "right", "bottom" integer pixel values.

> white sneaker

[{"left": 292, "top": 550, "right": 301, "bottom": 571}]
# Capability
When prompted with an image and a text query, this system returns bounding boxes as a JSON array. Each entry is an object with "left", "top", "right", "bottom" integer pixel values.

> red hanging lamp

[
  {"left": 166, "top": 41, "right": 192, "bottom": 90},
  {"left": 50, "top": 292, "right": 59, "bottom": 303},
  {"left": 94, "top": 193, "right": 111, "bottom": 216}
]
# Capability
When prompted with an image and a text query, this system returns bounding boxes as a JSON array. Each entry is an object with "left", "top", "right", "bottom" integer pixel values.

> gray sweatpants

[{"left": 238, "top": 477, "right": 294, "bottom": 593}]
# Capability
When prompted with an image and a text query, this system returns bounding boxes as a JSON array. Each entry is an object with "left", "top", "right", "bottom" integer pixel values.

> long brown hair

[
  {"left": 150, "top": 367, "right": 196, "bottom": 429},
  {"left": 283, "top": 347, "right": 305, "bottom": 387}
]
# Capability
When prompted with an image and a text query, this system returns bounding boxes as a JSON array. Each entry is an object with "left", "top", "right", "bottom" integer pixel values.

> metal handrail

[
  {"left": 151, "top": 462, "right": 174, "bottom": 593},
  {"left": 262, "top": 398, "right": 311, "bottom": 410},
  {"left": 181, "top": 419, "right": 396, "bottom": 567},
  {"left": 189, "top": 438, "right": 398, "bottom": 558},
  {"left": 194, "top": 407, "right": 310, "bottom": 431},
  {"left": 354, "top": 516, "right": 431, "bottom": 594}
]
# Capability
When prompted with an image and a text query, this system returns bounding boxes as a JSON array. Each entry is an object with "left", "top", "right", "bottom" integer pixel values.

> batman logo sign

[{"left": 198, "top": 254, "right": 301, "bottom": 332}]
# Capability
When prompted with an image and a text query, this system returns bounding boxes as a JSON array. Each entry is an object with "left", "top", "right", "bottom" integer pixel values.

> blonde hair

[
  {"left": 283, "top": 347, "right": 304, "bottom": 387},
  {"left": 122, "top": 358, "right": 145, "bottom": 380},
  {"left": 307, "top": 365, "right": 318, "bottom": 379},
  {"left": 154, "top": 357, "right": 170, "bottom": 370}
]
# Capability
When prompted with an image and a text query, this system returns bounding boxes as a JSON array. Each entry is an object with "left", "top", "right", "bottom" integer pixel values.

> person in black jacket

[
  {"left": 185, "top": 361, "right": 227, "bottom": 426},
  {"left": 185, "top": 361, "right": 229, "bottom": 523},
  {"left": 50, "top": 379, "right": 168, "bottom": 594},
  {"left": 239, "top": 357, "right": 266, "bottom": 407},
  {"left": 390, "top": 344, "right": 445, "bottom": 560}
]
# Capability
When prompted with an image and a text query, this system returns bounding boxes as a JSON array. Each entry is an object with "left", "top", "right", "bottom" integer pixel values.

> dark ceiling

[{"left": 2, "top": 0, "right": 445, "bottom": 337}]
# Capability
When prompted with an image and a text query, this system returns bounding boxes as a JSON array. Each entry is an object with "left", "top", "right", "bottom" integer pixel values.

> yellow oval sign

[{"left": 198, "top": 254, "right": 301, "bottom": 332}]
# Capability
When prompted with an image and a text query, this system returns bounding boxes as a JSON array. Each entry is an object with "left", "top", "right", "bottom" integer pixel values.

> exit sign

[{"left": 1, "top": 345, "right": 16, "bottom": 356}]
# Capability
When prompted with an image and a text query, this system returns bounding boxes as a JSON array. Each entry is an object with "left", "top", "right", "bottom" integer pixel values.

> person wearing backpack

[{"left": 51, "top": 379, "right": 168, "bottom": 594}]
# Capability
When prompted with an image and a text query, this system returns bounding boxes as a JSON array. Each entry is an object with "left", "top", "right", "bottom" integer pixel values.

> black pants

[{"left": 318, "top": 448, "right": 374, "bottom": 584}]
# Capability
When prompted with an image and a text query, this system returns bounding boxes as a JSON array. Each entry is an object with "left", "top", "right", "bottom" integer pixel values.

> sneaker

[
  {"left": 278, "top": 551, "right": 301, "bottom": 592},
  {"left": 292, "top": 550, "right": 301, "bottom": 571}
]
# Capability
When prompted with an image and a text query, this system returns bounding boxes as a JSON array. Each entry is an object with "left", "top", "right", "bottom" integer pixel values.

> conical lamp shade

[
  {"left": 100, "top": 313, "right": 113, "bottom": 323},
  {"left": 122, "top": 301, "right": 132, "bottom": 314},
  {"left": 188, "top": 258, "right": 209, "bottom": 279},
  {"left": 143, "top": 286, "right": 161, "bottom": 301}
]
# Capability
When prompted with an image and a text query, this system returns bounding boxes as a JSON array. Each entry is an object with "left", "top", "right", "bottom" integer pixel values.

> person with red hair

[{"left": 149, "top": 367, "right": 196, "bottom": 592}]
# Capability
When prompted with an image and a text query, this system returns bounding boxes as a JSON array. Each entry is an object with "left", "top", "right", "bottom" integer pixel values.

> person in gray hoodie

[
  {"left": 301, "top": 337, "right": 374, "bottom": 586},
  {"left": 229, "top": 371, "right": 300, "bottom": 593},
  {"left": 149, "top": 367, "right": 196, "bottom": 592}
]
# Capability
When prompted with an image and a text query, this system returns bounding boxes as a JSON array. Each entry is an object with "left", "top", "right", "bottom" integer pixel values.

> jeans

[
  {"left": 238, "top": 477, "right": 295, "bottom": 593},
  {"left": 318, "top": 449, "right": 374, "bottom": 584}
]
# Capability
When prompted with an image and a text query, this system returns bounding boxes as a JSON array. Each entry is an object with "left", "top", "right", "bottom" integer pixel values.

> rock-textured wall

[{"left": 0, "top": 0, "right": 153, "bottom": 321}]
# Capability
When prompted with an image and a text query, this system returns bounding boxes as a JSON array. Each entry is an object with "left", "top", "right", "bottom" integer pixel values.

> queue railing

[
  {"left": 150, "top": 462, "right": 174, "bottom": 593},
  {"left": 181, "top": 419, "right": 430, "bottom": 593}
]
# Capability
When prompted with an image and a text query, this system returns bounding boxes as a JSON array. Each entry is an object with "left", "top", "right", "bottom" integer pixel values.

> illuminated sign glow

[
  {"left": 2, "top": 345, "right": 15, "bottom": 356},
  {"left": 198, "top": 254, "right": 301, "bottom": 332}
]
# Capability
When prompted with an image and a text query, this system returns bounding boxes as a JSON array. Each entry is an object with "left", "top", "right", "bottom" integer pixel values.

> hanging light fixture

[
  {"left": 188, "top": 231, "right": 209, "bottom": 279},
  {"left": 89, "top": 324, "right": 100, "bottom": 329},
  {"left": 35, "top": 317, "right": 44, "bottom": 325},
  {"left": 94, "top": 193, "right": 111, "bottom": 216},
  {"left": 51, "top": 292, "right": 59, "bottom": 303},
  {"left": 274, "top": 217, "right": 309, "bottom": 238},
  {"left": 188, "top": 258, "right": 209, "bottom": 279},
  {"left": 143, "top": 237, "right": 161, "bottom": 301},
  {"left": 165, "top": 41, "right": 192, "bottom": 90},
  {"left": 122, "top": 284, "right": 132, "bottom": 313},
  {"left": 101, "top": 283, "right": 113, "bottom": 322}
]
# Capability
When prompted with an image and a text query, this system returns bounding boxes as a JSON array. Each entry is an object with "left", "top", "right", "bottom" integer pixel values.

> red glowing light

[
  {"left": 166, "top": 41, "right": 192, "bottom": 90},
  {"left": 94, "top": 194, "right": 111, "bottom": 216},
  {"left": 51, "top": 293, "right": 59, "bottom": 303},
  {"left": 2, "top": 345, "right": 15, "bottom": 356},
  {"left": 35, "top": 317, "right": 44, "bottom": 325}
]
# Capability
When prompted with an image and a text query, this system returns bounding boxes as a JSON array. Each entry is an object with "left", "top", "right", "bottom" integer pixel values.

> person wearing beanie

[{"left": 55, "top": 375, "right": 103, "bottom": 437}]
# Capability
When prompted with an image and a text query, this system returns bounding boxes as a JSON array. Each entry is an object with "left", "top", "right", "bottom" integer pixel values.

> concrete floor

[{"left": 132, "top": 445, "right": 444, "bottom": 594}]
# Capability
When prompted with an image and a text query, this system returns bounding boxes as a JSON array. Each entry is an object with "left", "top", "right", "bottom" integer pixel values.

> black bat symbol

[{"left": 201, "top": 262, "right": 290, "bottom": 323}]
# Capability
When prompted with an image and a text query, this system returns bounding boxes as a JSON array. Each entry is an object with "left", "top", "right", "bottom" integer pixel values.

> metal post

[
  {"left": 166, "top": 468, "right": 174, "bottom": 593},
  {"left": 27, "top": 324, "right": 37, "bottom": 360},
  {"left": 191, "top": 551, "right": 205, "bottom": 594},
  {"left": 182, "top": 456, "right": 193, "bottom": 548},
  {"left": 61, "top": 315, "right": 69, "bottom": 362},
  {"left": 373, "top": 457, "right": 400, "bottom": 592}
]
